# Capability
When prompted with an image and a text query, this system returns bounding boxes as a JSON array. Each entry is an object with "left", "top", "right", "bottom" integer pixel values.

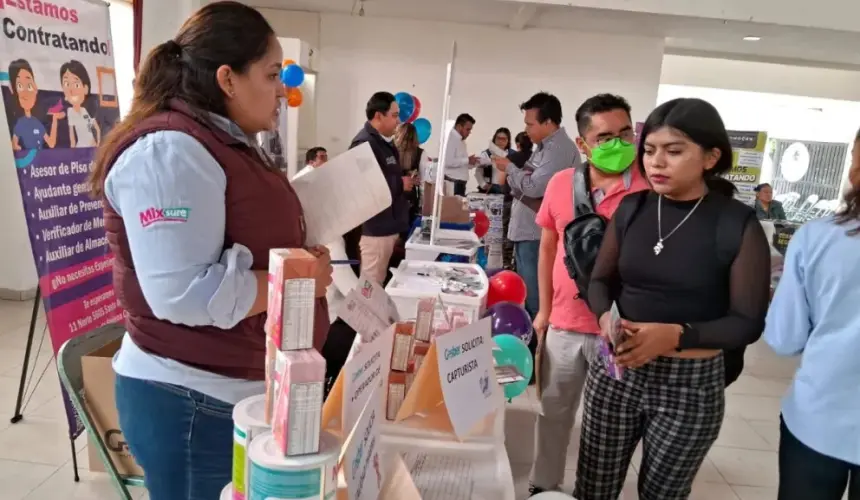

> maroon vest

[{"left": 102, "top": 100, "right": 329, "bottom": 380}]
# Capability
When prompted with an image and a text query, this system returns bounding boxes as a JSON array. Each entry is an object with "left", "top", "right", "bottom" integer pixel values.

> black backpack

[
  {"left": 561, "top": 162, "right": 606, "bottom": 307},
  {"left": 613, "top": 190, "right": 753, "bottom": 387}
]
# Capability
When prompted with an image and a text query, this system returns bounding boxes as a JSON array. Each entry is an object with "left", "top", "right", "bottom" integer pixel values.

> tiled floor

[{"left": 0, "top": 298, "right": 803, "bottom": 499}]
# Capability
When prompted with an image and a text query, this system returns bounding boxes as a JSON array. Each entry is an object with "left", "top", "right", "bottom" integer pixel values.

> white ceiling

[{"left": 249, "top": 0, "right": 860, "bottom": 70}]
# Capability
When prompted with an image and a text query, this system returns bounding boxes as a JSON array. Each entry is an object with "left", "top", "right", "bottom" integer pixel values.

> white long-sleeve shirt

[{"left": 442, "top": 128, "right": 470, "bottom": 181}]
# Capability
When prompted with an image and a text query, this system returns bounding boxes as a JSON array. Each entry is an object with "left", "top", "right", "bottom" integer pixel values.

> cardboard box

[
  {"left": 266, "top": 248, "right": 318, "bottom": 351},
  {"left": 421, "top": 182, "right": 470, "bottom": 224},
  {"left": 271, "top": 349, "right": 326, "bottom": 456},
  {"left": 82, "top": 340, "right": 144, "bottom": 477},
  {"left": 387, "top": 371, "right": 408, "bottom": 421},
  {"left": 390, "top": 322, "right": 414, "bottom": 372}
]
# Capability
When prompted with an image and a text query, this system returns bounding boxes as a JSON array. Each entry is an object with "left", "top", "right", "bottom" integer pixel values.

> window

[{"left": 109, "top": 1, "right": 134, "bottom": 117}]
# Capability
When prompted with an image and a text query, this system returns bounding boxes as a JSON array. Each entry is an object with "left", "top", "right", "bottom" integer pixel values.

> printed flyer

[
  {"left": 726, "top": 130, "right": 768, "bottom": 206},
  {"left": 0, "top": 0, "right": 122, "bottom": 436}
]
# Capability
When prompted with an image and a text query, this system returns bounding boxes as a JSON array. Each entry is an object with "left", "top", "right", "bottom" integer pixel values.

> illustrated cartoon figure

[
  {"left": 373, "top": 452, "right": 382, "bottom": 488},
  {"left": 8, "top": 59, "right": 63, "bottom": 151},
  {"left": 60, "top": 60, "right": 100, "bottom": 148},
  {"left": 479, "top": 370, "right": 491, "bottom": 397}
]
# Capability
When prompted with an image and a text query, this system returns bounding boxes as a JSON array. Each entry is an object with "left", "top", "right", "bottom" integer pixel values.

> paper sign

[
  {"left": 435, "top": 318, "right": 497, "bottom": 438},
  {"left": 344, "top": 325, "right": 393, "bottom": 434},
  {"left": 292, "top": 143, "right": 392, "bottom": 247},
  {"left": 343, "top": 384, "right": 385, "bottom": 500},
  {"left": 337, "top": 277, "right": 400, "bottom": 341},
  {"left": 395, "top": 319, "right": 498, "bottom": 439},
  {"left": 323, "top": 324, "right": 394, "bottom": 434}
]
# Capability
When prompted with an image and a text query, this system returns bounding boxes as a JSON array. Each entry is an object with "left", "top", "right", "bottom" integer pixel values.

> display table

[
  {"left": 381, "top": 404, "right": 514, "bottom": 500},
  {"left": 404, "top": 226, "right": 482, "bottom": 263}
]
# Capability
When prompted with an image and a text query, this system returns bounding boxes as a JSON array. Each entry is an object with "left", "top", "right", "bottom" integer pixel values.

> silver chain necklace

[{"left": 654, "top": 195, "right": 705, "bottom": 255}]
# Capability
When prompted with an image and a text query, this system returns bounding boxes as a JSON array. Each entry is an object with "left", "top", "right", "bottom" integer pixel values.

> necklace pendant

[{"left": 654, "top": 240, "right": 664, "bottom": 255}]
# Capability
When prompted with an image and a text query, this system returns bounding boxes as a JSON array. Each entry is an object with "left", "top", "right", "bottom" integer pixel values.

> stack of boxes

[
  {"left": 467, "top": 193, "right": 505, "bottom": 269},
  {"left": 383, "top": 296, "right": 472, "bottom": 421},
  {"left": 387, "top": 322, "right": 414, "bottom": 420},
  {"left": 265, "top": 249, "right": 326, "bottom": 456}
]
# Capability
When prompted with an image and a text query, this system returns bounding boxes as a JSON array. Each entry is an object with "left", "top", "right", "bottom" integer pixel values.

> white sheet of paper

[
  {"left": 291, "top": 143, "right": 392, "bottom": 247},
  {"left": 343, "top": 384, "right": 386, "bottom": 500},
  {"left": 400, "top": 452, "right": 475, "bottom": 500},
  {"left": 487, "top": 142, "right": 508, "bottom": 158},
  {"left": 337, "top": 276, "right": 400, "bottom": 341},
  {"left": 343, "top": 324, "right": 393, "bottom": 435},
  {"left": 434, "top": 317, "right": 498, "bottom": 439}
]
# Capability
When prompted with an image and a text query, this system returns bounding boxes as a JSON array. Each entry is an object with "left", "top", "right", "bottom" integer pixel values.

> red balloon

[
  {"left": 487, "top": 270, "right": 527, "bottom": 308},
  {"left": 473, "top": 210, "right": 489, "bottom": 238},
  {"left": 406, "top": 96, "right": 422, "bottom": 123}
]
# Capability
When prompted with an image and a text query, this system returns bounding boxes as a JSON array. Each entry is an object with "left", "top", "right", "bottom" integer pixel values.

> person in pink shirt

[{"left": 529, "top": 94, "right": 649, "bottom": 496}]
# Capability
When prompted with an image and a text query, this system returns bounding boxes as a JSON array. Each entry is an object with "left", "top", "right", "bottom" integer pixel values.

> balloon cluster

[
  {"left": 395, "top": 91, "right": 432, "bottom": 144},
  {"left": 482, "top": 269, "right": 533, "bottom": 400},
  {"left": 280, "top": 59, "right": 305, "bottom": 108}
]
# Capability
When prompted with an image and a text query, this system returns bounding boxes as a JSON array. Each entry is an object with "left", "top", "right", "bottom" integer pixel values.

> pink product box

[
  {"left": 387, "top": 371, "right": 408, "bottom": 421},
  {"left": 414, "top": 297, "right": 435, "bottom": 342},
  {"left": 271, "top": 349, "right": 326, "bottom": 456},
  {"left": 391, "top": 322, "right": 415, "bottom": 372},
  {"left": 266, "top": 249, "right": 317, "bottom": 351},
  {"left": 264, "top": 338, "right": 278, "bottom": 425}
]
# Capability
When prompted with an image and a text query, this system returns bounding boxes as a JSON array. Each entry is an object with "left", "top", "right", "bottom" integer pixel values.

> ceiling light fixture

[{"left": 743, "top": 36, "right": 762, "bottom": 41}]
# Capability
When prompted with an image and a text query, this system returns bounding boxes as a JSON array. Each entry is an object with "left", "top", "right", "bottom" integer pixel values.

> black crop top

[{"left": 588, "top": 191, "right": 771, "bottom": 351}]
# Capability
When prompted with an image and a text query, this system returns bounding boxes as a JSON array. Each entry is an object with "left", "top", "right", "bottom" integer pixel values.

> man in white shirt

[{"left": 443, "top": 113, "right": 478, "bottom": 196}]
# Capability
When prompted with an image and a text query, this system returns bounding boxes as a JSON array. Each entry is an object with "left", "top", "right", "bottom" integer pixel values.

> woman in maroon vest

[{"left": 86, "top": 3, "right": 332, "bottom": 498}]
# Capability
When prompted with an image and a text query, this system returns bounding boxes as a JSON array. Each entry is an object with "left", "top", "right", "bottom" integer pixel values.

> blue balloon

[
  {"left": 492, "top": 334, "right": 533, "bottom": 400},
  {"left": 280, "top": 64, "right": 305, "bottom": 88},
  {"left": 414, "top": 117, "right": 432, "bottom": 144},
  {"left": 395, "top": 92, "right": 415, "bottom": 123}
]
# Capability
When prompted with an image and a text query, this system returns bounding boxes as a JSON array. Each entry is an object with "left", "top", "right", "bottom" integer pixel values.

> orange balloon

[
  {"left": 286, "top": 87, "right": 303, "bottom": 107},
  {"left": 282, "top": 58, "right": 296, "bottom": 67}
]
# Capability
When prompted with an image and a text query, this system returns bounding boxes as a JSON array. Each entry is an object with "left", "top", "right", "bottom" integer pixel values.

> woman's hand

[
  {"left": 308, "top": 246, "right": 333, "bottom": 297},
  {"left": 615, "top": 321, "right": 682, "bottom": 368}
]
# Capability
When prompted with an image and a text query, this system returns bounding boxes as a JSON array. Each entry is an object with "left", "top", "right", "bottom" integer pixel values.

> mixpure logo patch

[{"left": 139, "top": 207, "right": 191, "bottom": 228}]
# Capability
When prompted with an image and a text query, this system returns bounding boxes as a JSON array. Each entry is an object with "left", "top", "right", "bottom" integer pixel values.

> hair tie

[{"left": 164, "top": 40, "right": 183, "bottom": 59}]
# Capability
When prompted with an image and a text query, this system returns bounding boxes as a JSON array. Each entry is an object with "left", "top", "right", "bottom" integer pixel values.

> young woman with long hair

[
  {"left": 394, "top": 122, "right": 431, "bottom": 233},
  {"left": 574, "top": 98, "right": 771, "bottom": 500},
  {"left": 765, "top": 129, "right": 860, "bottom": 499},
  {"left": 88, "top": 2, "right": 332, "bottom": 498}
]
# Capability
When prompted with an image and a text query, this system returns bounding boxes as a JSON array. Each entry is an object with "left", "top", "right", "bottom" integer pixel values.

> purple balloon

[{"left": 484, "top": 301, "right": 533, "bottom": 343}]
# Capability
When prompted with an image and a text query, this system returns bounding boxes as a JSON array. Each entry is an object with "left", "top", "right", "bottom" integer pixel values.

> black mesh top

[{"left": 588, "top": 191, "right": 771, "bottom": 350}]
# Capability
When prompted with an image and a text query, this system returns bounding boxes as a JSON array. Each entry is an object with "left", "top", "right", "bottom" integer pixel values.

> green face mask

[{"left": 588, "top": 138, "right": 636, "bottom": 174}]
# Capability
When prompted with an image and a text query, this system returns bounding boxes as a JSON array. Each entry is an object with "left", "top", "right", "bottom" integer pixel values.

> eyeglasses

[{"left": 595, "top": 130, "right": 636, "bottom": 148}]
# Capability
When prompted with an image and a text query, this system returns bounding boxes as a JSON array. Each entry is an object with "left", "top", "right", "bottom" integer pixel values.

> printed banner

[
  {"left": 726, "top": 130, "right": 768, "bottom": 206},
  {"left": 1, "top": 0, "right": 122, "bottom": 437}
]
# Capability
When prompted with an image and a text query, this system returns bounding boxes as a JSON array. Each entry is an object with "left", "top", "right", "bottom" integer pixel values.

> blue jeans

[
  {"left": 514, "top": 240, "right": 540, "bottom": 318},
  {"left": 115, "top": 374, "right": 233, "bottom": 500}
]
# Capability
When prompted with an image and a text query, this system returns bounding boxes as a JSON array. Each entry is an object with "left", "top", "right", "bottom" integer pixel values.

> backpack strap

[
  {"left": 573, "top": 162, "right": 594, "bottom": 217},
  {"left": 613, "top": 190, "right": 649, "bottom": 241},
  {"left": 715, "top": 196, "right": 755, "bottom": 267}
]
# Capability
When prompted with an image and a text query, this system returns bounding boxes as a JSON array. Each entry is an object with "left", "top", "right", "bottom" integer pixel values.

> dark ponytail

[
  {"left": 88, "top": 1, "right": 275, "bottom": 197},
  {"left": 705, "top": 176, "right": 738, "bottom": 198},
  {"left": 835, "top": 129, "right": 860, "bottom": 234},
  {"left": 638, "top": 98, "right": 737, "bottom": 198}
]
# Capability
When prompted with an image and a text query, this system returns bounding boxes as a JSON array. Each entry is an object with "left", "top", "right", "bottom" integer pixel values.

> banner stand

[{"left": 9, "top": 287, "right": 81, "bottom": 482}]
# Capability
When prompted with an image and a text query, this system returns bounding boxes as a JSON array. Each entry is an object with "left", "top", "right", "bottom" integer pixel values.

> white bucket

[
  {"left": 232, "top": 394, "right": 269, "bottom": 500},
  {"left": 220, "top": 484, "right": 232, "bottom": 500},
  {"left": 248, "top": 430, "right": 340, "bottom": 500}
]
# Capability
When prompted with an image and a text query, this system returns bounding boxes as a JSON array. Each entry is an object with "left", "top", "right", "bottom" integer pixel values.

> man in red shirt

[{"left": 529, "top": 94, "right": 650, "bottom": 496}]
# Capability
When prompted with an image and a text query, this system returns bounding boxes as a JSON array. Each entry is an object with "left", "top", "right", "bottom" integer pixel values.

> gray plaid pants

[{"left": 574, "top": 354, "right": 725, "bottom": 500}]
